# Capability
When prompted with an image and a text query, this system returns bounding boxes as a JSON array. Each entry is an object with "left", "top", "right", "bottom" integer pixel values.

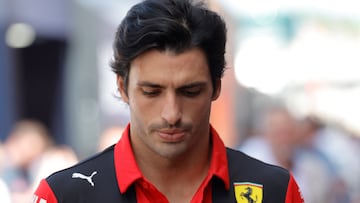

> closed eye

[
  {"left": 138, "top": 82, "right": 163, "bottom": 97},
  {"left": 141, "top": 88, "right": 161, "bottom": 97},
  {"left": 179, "top": 87, "right": 202, "bottom": 97}
]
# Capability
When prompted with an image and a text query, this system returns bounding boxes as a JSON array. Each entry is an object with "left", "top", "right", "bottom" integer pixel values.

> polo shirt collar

[{"left": 114, "top": 123, "right": 230, "bottom": 194}]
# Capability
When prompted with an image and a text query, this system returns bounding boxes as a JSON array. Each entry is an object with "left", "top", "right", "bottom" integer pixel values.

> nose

[{"left": 161, "top": 93, "right": 182, "bottom": 125}]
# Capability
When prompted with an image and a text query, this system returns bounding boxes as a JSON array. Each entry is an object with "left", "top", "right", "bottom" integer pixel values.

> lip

[{"left": 157, "top": 129, "right": 186, "bottom": 142}]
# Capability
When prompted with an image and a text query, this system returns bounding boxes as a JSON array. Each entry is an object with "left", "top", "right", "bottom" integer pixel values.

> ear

[
  {"left": 212, "top": 79, "right": 221, "bottom": 101},
  {"left": 116, "top": 75, "right": 129, "bottom": 104}
]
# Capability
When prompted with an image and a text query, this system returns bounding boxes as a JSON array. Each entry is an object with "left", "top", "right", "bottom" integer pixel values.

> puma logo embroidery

[{"left": 72, "top": 171, "right": 97, "bottom": 187}]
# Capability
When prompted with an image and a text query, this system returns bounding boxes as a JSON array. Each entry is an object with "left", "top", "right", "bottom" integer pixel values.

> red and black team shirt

[{"left": 33, "top": 124, "right": 304, "bottom": 203}]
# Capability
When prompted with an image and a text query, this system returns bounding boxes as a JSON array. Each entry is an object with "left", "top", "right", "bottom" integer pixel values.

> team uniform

[{"left": 33, "top": 124, "right": 304, "bottom": 203}]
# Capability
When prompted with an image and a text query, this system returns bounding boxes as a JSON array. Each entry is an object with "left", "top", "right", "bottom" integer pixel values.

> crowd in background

[
  {"left": 239, "top": 105, "right": 360, "bottom": 203},
  {"left": 0, "top": 119, "right": 123, "bottom": 203},
  {"left": 0, "top": 105, "right": 359, "bottom": 203}
]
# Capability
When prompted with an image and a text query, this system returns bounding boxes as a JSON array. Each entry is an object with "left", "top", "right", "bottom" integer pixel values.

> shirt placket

[{"left": 137, "top": 179, "right": 169, "bottom": 203}]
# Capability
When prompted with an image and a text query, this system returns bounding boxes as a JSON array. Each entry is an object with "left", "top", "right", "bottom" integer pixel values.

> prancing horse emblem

[
  {"left": 240, "top": 187, "right": 258, "bottom": 203},
  {"left": 72, "top": 171, "right": 97, "bottom": 187},
  {"left": 234, "top": 182, "right": 263, "bottom": 203}
]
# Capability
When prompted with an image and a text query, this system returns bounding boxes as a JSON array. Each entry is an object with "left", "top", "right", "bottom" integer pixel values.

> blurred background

[{"left": 0, "top": 0, "right": 359, "bottom": 202}]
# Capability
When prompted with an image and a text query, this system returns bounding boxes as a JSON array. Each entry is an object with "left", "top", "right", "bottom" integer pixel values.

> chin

[{"left": 155, "top": 144, "right": 188, "bottom": 160}]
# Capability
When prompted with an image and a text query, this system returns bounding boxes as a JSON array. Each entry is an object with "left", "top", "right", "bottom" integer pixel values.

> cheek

[
  {"left": 185, "top": 99, "right": 212, "bottom": 120},
  {"left": 128, "top": 93, "right": 158, "bottom": 123}
]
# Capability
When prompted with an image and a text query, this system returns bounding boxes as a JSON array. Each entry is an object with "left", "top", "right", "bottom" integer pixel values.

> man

[
  {"left": 33, "top": 0, "right": 304, "bottom": 202},
  {"left": 240, "top": 106, "right": 299, "bottom": 170}
]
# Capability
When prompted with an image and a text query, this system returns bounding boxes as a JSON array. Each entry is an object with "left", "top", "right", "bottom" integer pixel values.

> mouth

[{"left": 157, "top": 129, "right": 186, "bottom": 143}]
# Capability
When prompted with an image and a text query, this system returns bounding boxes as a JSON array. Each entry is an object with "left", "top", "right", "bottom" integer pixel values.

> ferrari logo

[{"left": 234, "top": 182, "right": 263, "bottom": 203}]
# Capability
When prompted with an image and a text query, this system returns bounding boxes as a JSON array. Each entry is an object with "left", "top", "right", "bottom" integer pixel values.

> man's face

[{"left": 117, "top": 48, "right": 220, "bottom": 160}]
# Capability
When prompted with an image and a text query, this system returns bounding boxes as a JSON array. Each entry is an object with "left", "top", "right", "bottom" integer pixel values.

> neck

[
  {"left": 136, "top": 142, "right": 211, "bottom": 182},
  {"left": 132, "top": 135, "right": 211, "bottom": 202}
]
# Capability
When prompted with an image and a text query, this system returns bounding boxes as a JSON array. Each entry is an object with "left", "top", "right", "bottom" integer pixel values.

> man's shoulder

[
  {"left": 46, "top": 145, "right": 116, "bottom": 188},
  {"left": 216, "top": 146, "right": 303, "bottom": 202},
  {"left": 42, "top": 145, "right": 129, "bottom": 202},
  {"left": 226, "top": 147, "right": 290, "bottom": 182},
  {"left": 226, "top": 148, "right": 294, "bottom": 202}
]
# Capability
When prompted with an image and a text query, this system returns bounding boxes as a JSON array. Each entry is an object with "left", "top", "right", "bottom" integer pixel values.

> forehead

[{"left": 129, "top": 48, "right": 210, "bottom": 85}]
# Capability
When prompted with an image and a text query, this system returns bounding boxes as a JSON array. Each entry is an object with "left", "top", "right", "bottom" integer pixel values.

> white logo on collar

[{"left": 72, "top": 171, "right": 97, "bottom": 187}]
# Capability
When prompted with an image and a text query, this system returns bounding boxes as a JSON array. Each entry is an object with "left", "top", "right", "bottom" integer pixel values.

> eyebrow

[
  {"left": 180, "top": 82, "right": 207, "bottom": 89},
  {"left": 137, "top": 81, "right": 207, "bottom": 89},
  {"left": 137, "top": 81, "right": 163, "bottom": 88}
]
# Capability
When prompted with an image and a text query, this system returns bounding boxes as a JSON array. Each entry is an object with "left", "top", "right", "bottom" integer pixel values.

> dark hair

[{"left": 111, "top": 0, "right": 227, "bottom": 91}]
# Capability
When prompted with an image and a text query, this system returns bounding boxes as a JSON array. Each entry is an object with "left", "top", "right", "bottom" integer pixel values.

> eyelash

[
  {"left": 182, "top": 89, "right": 201, "bottom": 97},
  {"left": 142, "top": 90, "right": 160, "bottom": 96},
  {"left": 141, "top": 89, "right": 201, "bottom": 97}
]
